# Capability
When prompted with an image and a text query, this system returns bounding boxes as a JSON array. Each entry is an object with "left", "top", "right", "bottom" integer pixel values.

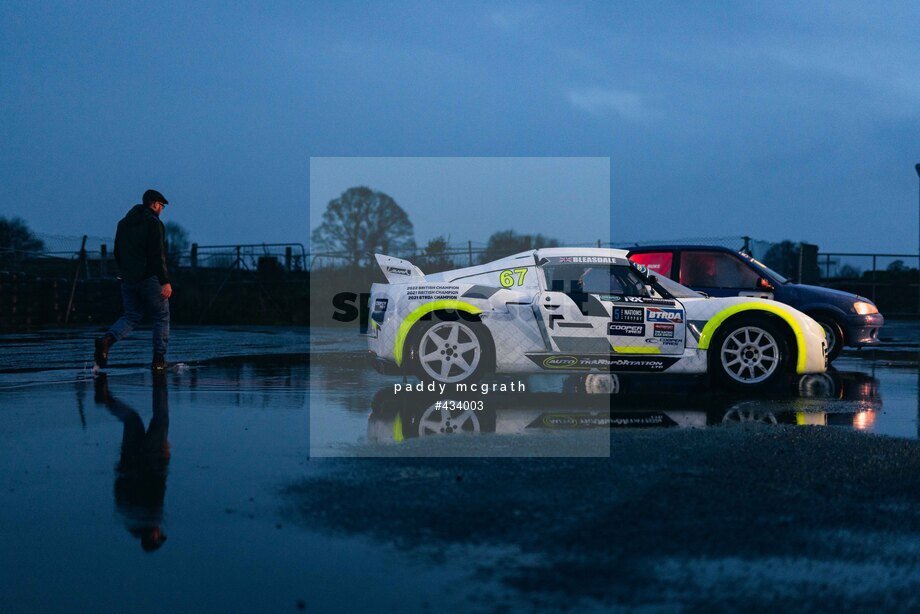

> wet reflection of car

[
  {"left": 367, "top": 369, "right": 882, "bottom": 444},
  {"left": 94, "top": 373, "right": 170, "bottom": 552}
]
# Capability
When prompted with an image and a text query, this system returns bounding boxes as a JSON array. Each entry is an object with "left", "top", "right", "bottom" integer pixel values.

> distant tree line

[{"left": 310, "top": 186, "right": 563, "bottom": 270}]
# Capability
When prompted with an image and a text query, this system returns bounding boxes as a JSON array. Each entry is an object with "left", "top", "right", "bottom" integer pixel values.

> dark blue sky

[{"left": 2, "top": 1, "right": 918, "bottom": 252}]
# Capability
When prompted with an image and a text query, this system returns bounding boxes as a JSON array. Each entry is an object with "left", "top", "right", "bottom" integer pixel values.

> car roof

[
  {"left": 628, "top": 245, "right": 741, "bottom": 254},
  {"left": 535, "top": 247, "right": 631, "bottom": 259},
  {"left": 626, "top": 245, "right": 739, "bottom": 254}
]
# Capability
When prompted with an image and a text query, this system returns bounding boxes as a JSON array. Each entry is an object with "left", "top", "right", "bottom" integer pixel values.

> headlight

[{"left": 853, "top": 301, "right": 878, "bottom": 315}]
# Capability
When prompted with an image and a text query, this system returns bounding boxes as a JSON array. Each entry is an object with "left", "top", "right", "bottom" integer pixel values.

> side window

[
  {"left": 546, "top": 265, "right": 646, "bottom": 297},
  {"left": 680, "top": 251, "right": 759, "bottom": 289},
  {"left": 630, "top": 252, "right": 674, "bottom": 278}
]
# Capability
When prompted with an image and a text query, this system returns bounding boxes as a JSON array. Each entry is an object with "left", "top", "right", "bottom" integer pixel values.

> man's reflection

[{"left": 94, "top": 373, "right": 170, "bottom": 552}]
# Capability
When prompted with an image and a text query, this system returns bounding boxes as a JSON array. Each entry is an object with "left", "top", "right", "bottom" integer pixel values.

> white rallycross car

[{"left": 366, "top": 248, "right": 827, "bottom": 389}]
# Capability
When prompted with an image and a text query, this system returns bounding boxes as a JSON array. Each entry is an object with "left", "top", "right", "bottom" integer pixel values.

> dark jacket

[{"left": 114, "top": 204, "right": 170, "bottom": 284}]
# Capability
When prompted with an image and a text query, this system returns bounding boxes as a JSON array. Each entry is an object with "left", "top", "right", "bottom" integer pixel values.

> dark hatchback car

[{"left": 628, "top": 246, "right": 884, "bottom": 361}]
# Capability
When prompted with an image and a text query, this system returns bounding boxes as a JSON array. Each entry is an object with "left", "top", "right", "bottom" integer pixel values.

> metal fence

[
  {"left": 308, "top": 236, "right": 759, "bottom": 271},
  {"left": 817, "top": 252, "right": 919, "bottom": 315},
  {"left": 1, "top": 235, "right": 307, "bottom": 279},
  {"left": 4, "top": 232, "right": 918, "bottom": 316}
]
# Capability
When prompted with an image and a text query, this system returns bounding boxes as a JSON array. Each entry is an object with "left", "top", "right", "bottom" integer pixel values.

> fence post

[
  {"left": 190, "top": 243, "right": 198, "bottom": 270},
  {"left": 65, "top": 235, "right": 87, "bottom": 324},
  {"left": 871, "top": 255, "right": 877, "bottom": 302},
  {"left": 468, "top": 241, "right": 473, "bottom": 267},
  {"left": 285, "top": 246, "right": 292, "bottom": 272}
]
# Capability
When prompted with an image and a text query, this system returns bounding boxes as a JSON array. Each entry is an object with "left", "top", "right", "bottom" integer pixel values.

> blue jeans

[{"left": 108, "top": 277, "right": 170, "bottom": 355}]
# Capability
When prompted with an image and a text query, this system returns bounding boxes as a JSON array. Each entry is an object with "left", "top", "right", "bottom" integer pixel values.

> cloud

[{"left": 566, "top": 87, "right": 653, "bottom": 122}]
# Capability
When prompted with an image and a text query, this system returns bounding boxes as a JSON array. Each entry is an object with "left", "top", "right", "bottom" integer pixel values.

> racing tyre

[
  {"left": 711, "top": 316, "right": 789, "bottom": 390},
  {"left": 811, "top": 314, "right": 843, "bottom": 363},
  {"left": 410, "top": 317, "right": 492, "bottom": 384}
]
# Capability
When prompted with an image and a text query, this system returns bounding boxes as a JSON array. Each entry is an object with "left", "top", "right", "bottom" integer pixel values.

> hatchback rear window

[{"left": 630, "top": 252, "right": 673, "bottom": 278}]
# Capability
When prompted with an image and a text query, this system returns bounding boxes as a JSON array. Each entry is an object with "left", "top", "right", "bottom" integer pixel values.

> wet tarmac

[{"left": 1, "top": 323, "right": 918, "bottom": 610}]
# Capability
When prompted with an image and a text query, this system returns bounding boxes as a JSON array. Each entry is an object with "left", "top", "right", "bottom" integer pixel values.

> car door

[
  {"left": 535, "top": 258, "right": 686, "bottom": 356},
  {"left": 678, "top": 250, "right": 772, "bottom": 299}
]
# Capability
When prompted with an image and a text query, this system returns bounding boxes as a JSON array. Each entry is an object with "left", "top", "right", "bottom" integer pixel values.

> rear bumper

[
  {"left": 844, "top": 313, "right": 884, "bottom": 347},
  {"left": 368, "top": 351, "right": 402, "bottom": 375}
]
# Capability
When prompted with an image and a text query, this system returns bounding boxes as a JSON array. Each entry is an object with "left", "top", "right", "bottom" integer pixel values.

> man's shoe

[
  {"left": 152, "top": 353, "right": 167, "bottom": 372},
  {"left": 94, "top": 334, "right": 115, "bottom": 368}
]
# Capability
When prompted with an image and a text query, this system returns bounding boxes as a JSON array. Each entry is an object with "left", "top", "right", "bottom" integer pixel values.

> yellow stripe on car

[
  {"left": 611, "top": 345, "right": 661, "bottom": 354},
  {"left": 394, "top": 300, "right": 483, "bottom": 366},
  {"left": 697, "top": 303, "right": 808, "bottom": 373}
]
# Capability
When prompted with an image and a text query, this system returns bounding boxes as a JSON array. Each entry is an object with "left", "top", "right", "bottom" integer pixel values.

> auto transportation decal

[
  {"left": 527, "top": 354, "right": 679, "bottom": 372},
  {"left": 645, "top": 307, "right": 684, "bottom": 323}
]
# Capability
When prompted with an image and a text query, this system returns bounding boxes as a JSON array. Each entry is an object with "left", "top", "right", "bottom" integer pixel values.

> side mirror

[{"left": 757, "top": 277, "right": 774, "bottom": 292}]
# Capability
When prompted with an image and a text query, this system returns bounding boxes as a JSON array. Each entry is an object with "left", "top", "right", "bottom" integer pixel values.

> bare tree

[{"left": 311, "top": 187, "right": 415, "bottom": 267}]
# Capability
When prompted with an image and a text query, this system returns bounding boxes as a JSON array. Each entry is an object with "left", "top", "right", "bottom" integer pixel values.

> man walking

[{"left": 95, "top": 189, "right": 173, "bottom": 371}]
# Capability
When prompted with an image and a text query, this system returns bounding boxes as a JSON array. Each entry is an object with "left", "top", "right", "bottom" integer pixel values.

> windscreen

[{"left": 652, "top": 273, "right": 704, "bottom": 298}]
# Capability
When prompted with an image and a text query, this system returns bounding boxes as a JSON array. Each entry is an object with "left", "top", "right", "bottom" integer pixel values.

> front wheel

[
  {"left": 711, "top": 317, "right": 789, "bottom": 389},
  {"left": 812, "top": 314, "right": 844, "bottom": 363},
  {"left": 411, "top": 319, "right": 492, "bottom": 384}
]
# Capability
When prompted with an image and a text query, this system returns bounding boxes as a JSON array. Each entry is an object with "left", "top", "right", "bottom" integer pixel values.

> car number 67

[{"left": 500, "top": 268, "right": 528, "bottom": 287}]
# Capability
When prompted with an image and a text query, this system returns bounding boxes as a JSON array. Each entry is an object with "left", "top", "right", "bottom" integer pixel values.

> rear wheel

[
  {"left": 412, "top": 318, "right": 491, "bottom": 384},
  {"left": 711, "top": 317, "right": 789, "bottom": 389},
  {"left": 418, "top": 402, "right": 481, "bottom": 437}
]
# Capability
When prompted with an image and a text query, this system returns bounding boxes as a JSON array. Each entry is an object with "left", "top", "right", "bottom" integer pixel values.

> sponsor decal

[
  {"left": 528, "top": 413, "right": 612, "bottom": 429},
  {"left": 526, "top": 412, "right": 680, "bottom": 429},
  {"left": 386, "top": 266, "right": 411, "bottom": 276},
  {"left": 646, "top": 307, "right": 684, "bottom": 323},
  {"left": 405, "top": 285, "right": 460, "bottom": 301},
  {"left": 528, "top": 354, "right": 678, "bottom": 372},
  {"left": 370, "top": 298, "right": 389, "bottom": 332},
  {"left": 645, "top": 338, "right": 681, "bottom": 347},
  {"left": 571, "top": 256, "right": 618, "bottom": 263},
  {"left": 542, "top": 355, "right": 578, "bottom": 368},
  {"left": 608, "top": 323, "right": 644, "bottom": 337},
  {"left": 609, "top": 412, "right": 678, "bottom": 428},
  {"left": 611, "top": 306, "right": 644, "bottom": 323},
  {"left": 653, "top": 323, "right": 674, "bottom": 337},
  {"left": 621, "top": 296, "right": 676, "bottom": 305}
]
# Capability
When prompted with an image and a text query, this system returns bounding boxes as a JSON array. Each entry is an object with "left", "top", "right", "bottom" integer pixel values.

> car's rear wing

[{"left": 375, "top": 253, "right": 425, "bottom": 283}]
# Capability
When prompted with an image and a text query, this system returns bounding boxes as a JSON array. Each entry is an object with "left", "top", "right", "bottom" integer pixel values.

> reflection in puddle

[
  {"left": 94, "top": 373, "right": 171, "bottom": 552},
  {"left": 366, "top": 369, "right": 885, "bottom": 446}
]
